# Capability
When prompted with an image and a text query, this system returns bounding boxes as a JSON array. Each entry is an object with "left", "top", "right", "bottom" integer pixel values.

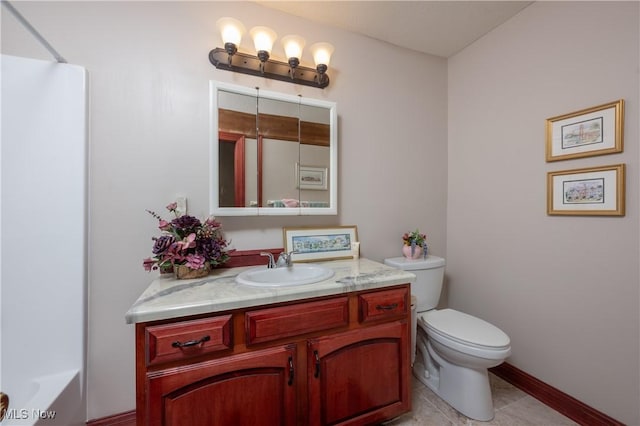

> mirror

[{"left": 210, "top": 81, "right": 337, "bottom": 216}]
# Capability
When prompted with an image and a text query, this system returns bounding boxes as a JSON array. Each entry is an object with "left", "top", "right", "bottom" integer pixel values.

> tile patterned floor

[{"left": 386, "top": 373, "right": 579, "bottom": 426}]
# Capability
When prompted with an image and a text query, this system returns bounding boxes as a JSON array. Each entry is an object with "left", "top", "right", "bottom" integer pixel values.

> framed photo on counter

[{"left": 283, "top": 226, "right": 358, "bottom": 262}]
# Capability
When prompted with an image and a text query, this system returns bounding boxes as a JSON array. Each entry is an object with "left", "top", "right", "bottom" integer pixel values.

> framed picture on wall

[
  {"left": 547, "top": 164, "right": 625, "bottom": 216},
  {"left": 283, "top": 226, "right": 358, "bottom": 262},
  {"left": 296, "top": 163, "right": 328, "bottom": 190},
  {"left": 545, "top": 99, "right": 624, "bottom": 162}
]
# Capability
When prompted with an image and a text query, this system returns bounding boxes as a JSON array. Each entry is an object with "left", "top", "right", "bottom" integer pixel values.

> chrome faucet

[
  {"left": 260, "top": 252, "right": 276, "bottom": 269},
  {"left": 276, "top": 250, "right": 296, "bottom": 268}
]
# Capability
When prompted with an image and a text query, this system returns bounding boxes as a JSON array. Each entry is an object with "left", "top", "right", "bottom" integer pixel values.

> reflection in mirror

[
  {"left": 217, "top": 89, "right": 258, "bottom": 207},
  {"left": 258, "top": 94, "right": 302, "bottom": 208},
  {"left": 210, "top": 81, "right": 337, "bottom": 216},
  {"left": 297, "top": 103, "right": 331, "bottom": 208}
]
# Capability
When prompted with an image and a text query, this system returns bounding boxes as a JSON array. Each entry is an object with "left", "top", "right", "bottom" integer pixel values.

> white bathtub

[
  {"left": 1, "top": 55, "right": 87, "bottom": 426},
  {"left": 1, "top": 370, "right": 83, "bottom": 426}
]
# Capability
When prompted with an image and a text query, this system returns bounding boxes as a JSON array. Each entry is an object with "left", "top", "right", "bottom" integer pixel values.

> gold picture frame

[
  {"left": 283, "top": 226, "right": 358, "bottom": 262},
  {"left": 546, "top": 99, "right": 624, "bottom": 162},
  {"left": 547, "top": 164, "right": 625, "bottom": 216}
]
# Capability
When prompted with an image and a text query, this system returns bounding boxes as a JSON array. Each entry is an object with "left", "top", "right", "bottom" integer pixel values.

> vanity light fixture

[{"left": 209, "top": 17, "right": 333, "bottom": 88}]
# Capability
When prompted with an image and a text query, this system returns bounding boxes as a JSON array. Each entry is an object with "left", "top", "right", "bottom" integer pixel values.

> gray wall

[{"left": 447, "top": 2, "right": 639, "bottom": 424}]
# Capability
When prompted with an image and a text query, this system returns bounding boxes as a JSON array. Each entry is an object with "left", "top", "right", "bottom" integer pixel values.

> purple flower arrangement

[{"left": 143, "top": 202, "right": 230, "bottom": 273}]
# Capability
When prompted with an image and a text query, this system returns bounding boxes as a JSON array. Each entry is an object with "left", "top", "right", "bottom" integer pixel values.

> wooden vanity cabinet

[
  {"left": 307, "top": 321, "right": 410, "bottom": 425},
  {"left": 135, "top": 284, "right": 411, "bottom": 426}
]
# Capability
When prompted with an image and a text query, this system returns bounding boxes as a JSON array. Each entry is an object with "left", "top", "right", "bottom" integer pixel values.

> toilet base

[{"left": 414, "top": 332, "right": 495, "bottom": 421}]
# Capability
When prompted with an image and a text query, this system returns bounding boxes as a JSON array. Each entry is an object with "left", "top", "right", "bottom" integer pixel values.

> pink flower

[
  {"left": 142, "top": 258, "right": 156, "bottom": 272},
  {"left": 166, "top": 202, "right": 178, "bottom": 212},
  {"left": 161, "top": 243, "right": 184, "bottom": 264},
  {"left": 176, "top": 233, "right": 196, "bottom": 253},
  {"left": 185, "top": 254, "right": 206, "bottom": 270},
  {"left": 158, "top": 220, "right": 171, "bottom": 231},
  {"left": 204, "top": 217, "right": 221, "bottom": 228}
]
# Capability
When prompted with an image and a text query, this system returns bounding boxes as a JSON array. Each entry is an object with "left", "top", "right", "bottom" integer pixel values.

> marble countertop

[{"left": 125, "top": 258, "right": 415, "bottom": 324}]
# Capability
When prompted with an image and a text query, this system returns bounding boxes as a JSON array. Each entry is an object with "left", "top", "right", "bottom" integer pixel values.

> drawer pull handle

[
  {"left": 314, "top": 350, "right": 320, "bottom": 378},
  {"left": 376, "top": 303, "right": 398, "bottom": 311},
  {"left": 288, "top": 356, "right": 295, "bottom": 386},
  {"left": 172, "top": 335, "right": 211, "bottom": 348}
]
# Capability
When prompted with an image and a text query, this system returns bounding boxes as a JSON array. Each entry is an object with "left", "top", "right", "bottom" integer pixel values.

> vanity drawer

[
  {"left": 145, "top": 315, "right": 232, "bottom": 366},
  {"left": 246, "top": 297, "right": 349, "bottom": 345},
  {"left": 358, "top": 287, "right": 408, "bottom": 323}
]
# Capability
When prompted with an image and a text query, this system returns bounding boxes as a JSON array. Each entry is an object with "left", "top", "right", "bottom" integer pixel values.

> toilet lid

[
  {"left": 422, "top": 309, "right": 510, "bottom": 349},
  {"left": 384, "top": 255, "right": 445, "bottom": 271}
]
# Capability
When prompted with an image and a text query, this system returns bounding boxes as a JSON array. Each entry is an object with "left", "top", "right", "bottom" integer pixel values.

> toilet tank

[{"left": 384, "top": 256, "right": 446, "bottom": 312}]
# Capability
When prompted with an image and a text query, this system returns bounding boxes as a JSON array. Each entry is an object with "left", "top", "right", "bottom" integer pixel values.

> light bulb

[
  {"left": 250, "top": 26, "right": 277, "bottom": 55},
  {"left": 282, "top": 35, "right": 306, "bottom": 61},
  {"left": 310, "top": 42, "right": 334, "bottom": 67},
  {"left": 216, "top": 17, "right": 245, "bottom": 47}
]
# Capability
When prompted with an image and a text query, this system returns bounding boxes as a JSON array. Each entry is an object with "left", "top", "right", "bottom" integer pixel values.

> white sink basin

[{"left": 236, "top": 264, "right": 335, "bottom": 287}]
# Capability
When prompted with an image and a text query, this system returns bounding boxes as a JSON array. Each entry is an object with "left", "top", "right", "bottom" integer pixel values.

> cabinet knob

[
  {"left": 314, "top": 350, "right": 321, "bottom": 378},
  {"left": 288, "top": 356, "right": 295, "bottom": 386}
]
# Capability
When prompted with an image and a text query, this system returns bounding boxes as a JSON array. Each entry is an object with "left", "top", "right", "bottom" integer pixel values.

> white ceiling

[{"left": 256, "top": 1, "right": 533, "bottom": 58}]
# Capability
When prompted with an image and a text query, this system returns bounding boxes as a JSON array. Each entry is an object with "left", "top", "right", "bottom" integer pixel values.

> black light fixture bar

[{"left": 208, "top": 48, "right": 329, "bottom": 89}]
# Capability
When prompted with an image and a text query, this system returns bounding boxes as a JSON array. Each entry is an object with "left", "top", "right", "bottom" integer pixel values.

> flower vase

[
  {"left": 402, "top": 244, "right": 423, "bottom": 260},
  {"left": 174, "top": 264, "right": 210, "bottom": 280}
]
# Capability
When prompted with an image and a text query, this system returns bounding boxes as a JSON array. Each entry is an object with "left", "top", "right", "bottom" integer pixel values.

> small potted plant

[
  {"left": 402, "top": 229, "right": 427, "bottom": 260},
  {"left": 143, "top": 202, "right": 230, "bottom": 279}
]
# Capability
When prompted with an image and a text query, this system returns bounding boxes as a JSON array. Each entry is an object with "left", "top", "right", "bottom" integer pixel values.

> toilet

[{"left": 384, "top": 255, "right": 511, "bottom": 421}]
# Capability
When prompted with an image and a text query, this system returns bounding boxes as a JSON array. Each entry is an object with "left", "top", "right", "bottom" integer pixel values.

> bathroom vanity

[{"left": 126, "top": 258, "right": 415, "bottom": 426}]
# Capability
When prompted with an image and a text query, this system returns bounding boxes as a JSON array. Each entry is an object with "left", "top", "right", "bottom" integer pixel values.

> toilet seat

[{"left": 418, "top": 309, "right": 511, "bottom": 357}]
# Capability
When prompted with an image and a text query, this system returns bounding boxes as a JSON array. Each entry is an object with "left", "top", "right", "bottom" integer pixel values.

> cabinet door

[
  {"left": 147, "top": 345, "right": 297, "bottom": 426},
  {"left": 307, "top": 321, "right": 410, "bottom": 426}
]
